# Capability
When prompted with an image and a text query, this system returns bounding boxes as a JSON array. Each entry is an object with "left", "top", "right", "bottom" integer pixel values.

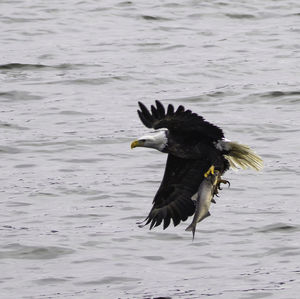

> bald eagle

[{"left": 131, "top": 101, "right": 263, "bottom": 231}]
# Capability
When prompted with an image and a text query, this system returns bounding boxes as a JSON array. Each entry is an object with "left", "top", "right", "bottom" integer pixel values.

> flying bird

[{"left": 131, "top": 101, "right": 263, "bottom": 236}]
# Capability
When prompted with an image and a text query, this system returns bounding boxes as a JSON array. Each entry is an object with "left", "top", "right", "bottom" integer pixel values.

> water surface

[{"left": 1, "top": 0, "right": 300, "bottom": 298}]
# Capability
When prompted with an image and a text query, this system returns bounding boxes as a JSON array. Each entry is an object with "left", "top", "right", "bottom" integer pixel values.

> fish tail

[
  {"left": 185, "top": 224, "right": 194, "bottom": 232},
  {"left": 185, "top": 224, "right": 196, "bottom": 240},
  {"left": 224, "top": 141, "right": 263, "bottom": 171}
]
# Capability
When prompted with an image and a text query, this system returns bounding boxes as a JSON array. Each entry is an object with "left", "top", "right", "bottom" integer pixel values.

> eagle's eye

[{"left": 139, "top": 139, "right": 146, "bottom": 142}]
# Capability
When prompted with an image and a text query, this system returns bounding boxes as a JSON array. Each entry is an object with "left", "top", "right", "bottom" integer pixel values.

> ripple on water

[
  {"left": 5, "top": 201, "right": 32, "bottom": 207},
  {"left": 14, "top": 163, "right": 36, "bottom": 168},
  {"left": 78, "top": 276, "right": 140, "bottom": 285},
  {"left": 245, "top": 89, "right": 300, "bottom": 104},
  {"left": 0, "top": 243, "right": 74, "bottom": 260},
  {"left": 141, "top": 255, "right": 164, "bottom": 261},
  {"left": 0, "top": 63, "right": 52, "bottom": 70},
  {"left": 225, "top": 13, "right": 256, "bottom": 19},
  {"left": 0, "top": 145, "right": 22, "bottom": 154},
  {"left": 0, "top": 90, "right": 42, "bottom": 102},
  {"left": 257, "top": 223, "right": 300, "bottom": 233},
  {"left": 0, "top": 121, "right": 29, "bottom": 130},
  {"left": 0, "top": 62, "right": 99, "bottom": 71},
  {"left": 33, "top": 277, "right": 69, "bottom": 285}
]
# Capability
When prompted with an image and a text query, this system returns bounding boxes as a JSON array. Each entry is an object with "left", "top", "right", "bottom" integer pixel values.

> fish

[{"left": 185, "top": 170, "right": 220, "bottom": 240}]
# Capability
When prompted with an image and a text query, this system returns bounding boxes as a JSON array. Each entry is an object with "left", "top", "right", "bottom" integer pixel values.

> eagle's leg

[
  {"left": 217, "top": 178, "right": 230, "bottom": 190},
  {"left": 204, "top": 165, "right": 215, "bottom": 178},
  {"left": 214, "top": 178, "right": 230, "bottom": 196}
]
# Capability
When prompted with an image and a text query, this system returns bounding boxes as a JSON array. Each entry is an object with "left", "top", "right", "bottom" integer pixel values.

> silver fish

[{"left": 185, "top": 170, "right": 219, "bottom": 240}]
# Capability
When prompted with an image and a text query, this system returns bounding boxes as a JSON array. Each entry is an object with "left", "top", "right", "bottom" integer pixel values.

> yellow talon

[{"left": 204, "top": 165, "right": 215, "bottom": 178}]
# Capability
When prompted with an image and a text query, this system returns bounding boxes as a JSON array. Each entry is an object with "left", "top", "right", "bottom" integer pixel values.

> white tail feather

[{"left": 224, "top": 141, "right": 263, "bottom": 171}]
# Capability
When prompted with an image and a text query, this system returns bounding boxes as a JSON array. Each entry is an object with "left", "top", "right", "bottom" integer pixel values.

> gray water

[{"left": 1, "top": 0, "right": 300, "bottom": 298}]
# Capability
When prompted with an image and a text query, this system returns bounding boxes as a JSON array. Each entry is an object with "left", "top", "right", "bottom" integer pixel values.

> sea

[{"left": 1, "top": 0, "right": 300, "bottom": 298}]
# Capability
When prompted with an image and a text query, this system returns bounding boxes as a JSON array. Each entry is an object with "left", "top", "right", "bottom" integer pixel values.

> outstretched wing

[
  {"left": 144, "top": 154, "right": 212, "bottom": 230},
  {"left": 138, "top": 100, "right": 224, "bottom": 142}
]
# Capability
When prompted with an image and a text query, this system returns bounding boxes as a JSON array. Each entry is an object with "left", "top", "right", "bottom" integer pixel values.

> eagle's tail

[{"left": 224, "top": 141, "right": 263, "bottom": 171}]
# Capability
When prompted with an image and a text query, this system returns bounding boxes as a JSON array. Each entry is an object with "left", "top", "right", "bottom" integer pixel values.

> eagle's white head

[{"left": 131, "top": 129, "right": 168, "bottom": 152}]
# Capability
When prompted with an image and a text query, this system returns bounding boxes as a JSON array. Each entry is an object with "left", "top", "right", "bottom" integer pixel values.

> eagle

[{"left": 131, "top": 101, "right": 263, "bottom": 233}]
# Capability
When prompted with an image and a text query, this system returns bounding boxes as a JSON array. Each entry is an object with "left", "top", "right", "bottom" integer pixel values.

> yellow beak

[{"left": 131, "top": 140, "right": 140, "bottom": 149}]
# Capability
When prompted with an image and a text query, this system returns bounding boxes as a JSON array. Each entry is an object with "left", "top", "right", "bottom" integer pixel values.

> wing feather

[
  {"left": 144, "top": 154, "right": 212, "bottom": 229},
  {"left": 167, "top": 103, "right": 174, "bottom": 116},
  {"left": 151, "top": 104, "right": 159, "bottom": 119},
  {"left": 175, "top": 105, "right": 185, "bottom": 114},
  {"left": 137, "top": 110, "right": 152, "bottom": 128},
  {"left": 163, "top": 215, "right": 171, "bottom": 230},
  {"left": 138, "top": 102, "right": 154, "bottom": 127},
  {"left": 137, "top": 100, "right": 224, "bottom": 142},
  {"left": 155, "top": 100, "right": 165, "bottom": 118}
]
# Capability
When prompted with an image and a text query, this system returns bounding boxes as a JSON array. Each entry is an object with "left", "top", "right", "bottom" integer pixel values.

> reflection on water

[{"left": 1, "top": 0, "right": 300, "bottom": 298}]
